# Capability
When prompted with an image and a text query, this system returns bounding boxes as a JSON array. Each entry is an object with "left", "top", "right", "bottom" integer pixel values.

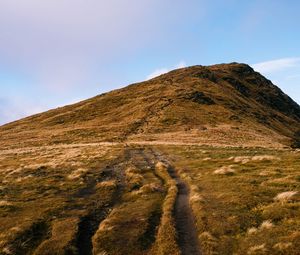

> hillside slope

[{"left": 0, "top": 63, "right": 299, "bottom": 148}]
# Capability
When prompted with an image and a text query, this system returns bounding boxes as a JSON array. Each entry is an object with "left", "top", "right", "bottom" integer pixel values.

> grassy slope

[{"left": 0, "top": 63, "right": 299, "bottom": 148}]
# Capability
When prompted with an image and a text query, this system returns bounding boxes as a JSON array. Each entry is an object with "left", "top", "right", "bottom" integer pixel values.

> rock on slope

[{"left": 0, "top": 63, "right": 299, "bottom": 148}]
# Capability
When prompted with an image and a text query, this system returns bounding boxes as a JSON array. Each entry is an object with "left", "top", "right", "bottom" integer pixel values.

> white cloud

[
  {"left": 175, "top": 61, "right": 187, "bottom": 69},
  {"left": 146, "top": 61, "right": 187, "bottom": 80},
  {"left": 146, "top": 68, "right": 169, "bottom": 80},
  {"left": 251, "top": 57, "right": 300, "bottom": 104},
  {"left": 252, "top": 57, "right": 300, "bottom": 74}
]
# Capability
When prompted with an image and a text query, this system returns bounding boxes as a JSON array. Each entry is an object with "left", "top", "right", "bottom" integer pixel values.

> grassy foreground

[
  {"left": 159, "top": 145, "right": 300, "bottom": 255},
  {"left": 0, "top": 143, "right": 299, "bottom": 254}
]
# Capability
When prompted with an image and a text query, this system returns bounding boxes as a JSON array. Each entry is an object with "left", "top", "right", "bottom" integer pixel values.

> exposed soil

[
  {"left": 76, "top": 206, "right": 111, "bottom": 255},
  {"left": 154, "top": 151, "right": 201, "bottom": 255},
  {"left": 75, "top": 153, "right": 127, "bottom": 255},
  {"left": 76, "top": 147, "right": 164, "bottom": 255},
  {"left": 173, "top": 177, "right": 201, "bottom": 255},
  {"left": 126, "top": 147, "right": 164, "bottom": 251},
  {"left": 12, "top": 221, "right": 50, "bottom": 255}
]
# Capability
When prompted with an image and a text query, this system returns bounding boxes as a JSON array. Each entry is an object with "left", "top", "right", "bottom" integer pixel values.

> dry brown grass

[
  {"left": 274, "top": 191, "right": 298, "bottom": 202},
  {"left": 0, "top": 144, "right": 123, "bottom": 255},
  {"left": 150, "top": 162, "right": 180, "bottom": 255},
  {"left": 33, "top": 218, "right": 79, "bottom": 255},
  {"left": 214, "top": 165, "right": 235, "bottom": 175},
  {"left": 159, "top": 145, "right": 300, "bottom": 255},
  {"left": 92, "top": 158, "right": 166, "bottom": 255}
]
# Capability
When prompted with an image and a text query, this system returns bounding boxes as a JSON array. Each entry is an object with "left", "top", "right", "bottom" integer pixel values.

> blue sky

[{"left": 0, "top": 0, "right": 300, "bottom": 124}]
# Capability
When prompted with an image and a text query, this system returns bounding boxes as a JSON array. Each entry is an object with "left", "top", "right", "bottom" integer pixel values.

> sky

[{"left": 0, "top": 0, "right": 300, "bottom": 125}]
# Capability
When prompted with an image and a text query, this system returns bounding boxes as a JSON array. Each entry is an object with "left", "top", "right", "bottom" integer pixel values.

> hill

[
  {"left": 0, "top": 63, "right": 300, "bottom": 149},
  {"left": 1, "top": 63, "right": 299, "bottom": 149}
]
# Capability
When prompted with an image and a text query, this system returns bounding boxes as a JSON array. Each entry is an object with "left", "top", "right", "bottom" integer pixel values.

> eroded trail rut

[
  {"left": 169, "top": 167, "right": 201, "bottom": 255},
  {"left": 154, "top": 151, "right": 201, "bottom": 255},
  {"left": 75, "top": 152, "right": 129, "bottom": 255},
  {"left": 173, "top": 175, "right": 201, "bottom": 255},
  {"left": 4, "top": 147, "right": 201, "bottom": 255},
  {"left": 55, "top": 147, "right": 200, "bottom": 255}
]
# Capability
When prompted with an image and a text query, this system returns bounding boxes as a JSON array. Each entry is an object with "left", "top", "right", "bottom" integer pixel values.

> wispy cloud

[
  {"left": 146, "top": 61, "right": 187, "bottom": 80},
  {"left": 252, "top": 57, "right": 300, "bottom": 74},
  {"left": 0, "top": 97, "right": 46, "bottom": 125},
  {"left": 251, "top": 57, "right": 300, "bottom": 104},
  {"left": 175, "top": 61, "right": 187, "bottom": 69},
  {"left": 0, "top": 0, "right": 188, "bottom": 91},
  {"left": 146, "top": 68, "right": 169, "bottom": 80}
]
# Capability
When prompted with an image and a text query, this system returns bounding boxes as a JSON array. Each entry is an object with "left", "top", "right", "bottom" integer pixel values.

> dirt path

[
  {"left": 76, "top": 206, "right": 112, "bottom": 255},
  {"left": 152, "top": 150, "right": 201, "bottom": 255},
  {"left": 174, "top": 176, "right": 201, "bottom": 255}
]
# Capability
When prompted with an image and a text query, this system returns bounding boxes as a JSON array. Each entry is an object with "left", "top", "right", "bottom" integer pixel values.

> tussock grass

[
  {"left": 190, "top": 193, "right": 204, "bottom": 203},
  {"left": 92, "top": 196, "right": 163, "bottom": 255},
  {"left": 274, "top": 191, "right": 298, "bottom": 202},
  {"left": 214, "top": 165, "right": 235, "bottom": 175},
  {"left": 251, "top": 155, "right": 280, "bottom": 161},
  {"left": 33, "top": 218, "right": 79, "bottom": 255},
  {"left": 96, "top": 180, "right": 117, "bottom": 189},
  {"left": 92, "top": 150, "right": 165, "bottom": 255},
  {"left": 159, "top": 145, "right": 300, "bottom": 254},
  {"left": 247, "top": 244, "right": 267, "bottom": 254},
  {"left": 198, "top": 231, "right": 218, "bottom": 254},
  {"left": 150, "top": 162, "right": 180, "bottom": 255},
  {"left": 67, "top": 167, "right": 88, "bottom": 180},
  {"left": 260, "top": 220, "right": 273, "bottom": 230},
  {"left": 0, "top": 144, "right": 123, "bottom": 254},
  {"left": 232, "top": 156, "right": 251, "bottom": 164},
  {"left": 247, "top": 227, "right": 258, "bottom": 235},
  {"left": 273, "top": 242, "right": 293, "bottom": 251},
  {"left": 125, "top": 166, "right": 144, "bottom": 191},
  {"left": 139, "top": 183, "right": 164, "bottom": 194},
  {"left": 0, "top": 220, "right": 50, "bottom": 255},
  {"left": 230, "top": 155, "right": 280, "bottom": 164},
  {"left": 0, "top": 201, "right": 13, "bottom": 207}
]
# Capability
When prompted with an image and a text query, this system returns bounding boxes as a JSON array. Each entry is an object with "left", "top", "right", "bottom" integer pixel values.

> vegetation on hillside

[{"left": 1, "top": 63, "right": 299, "bottom": 149}]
